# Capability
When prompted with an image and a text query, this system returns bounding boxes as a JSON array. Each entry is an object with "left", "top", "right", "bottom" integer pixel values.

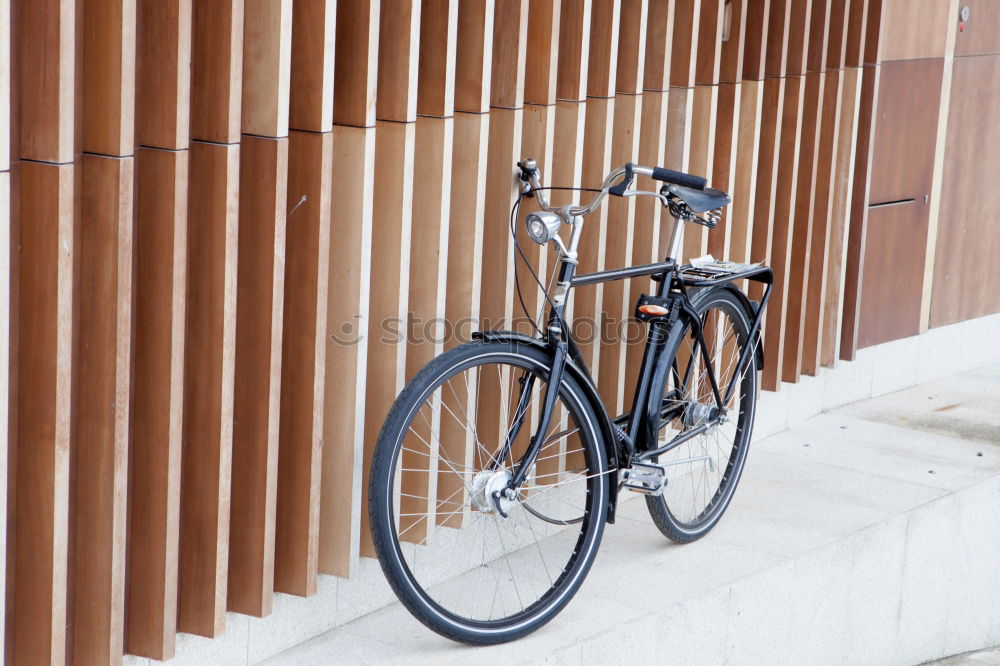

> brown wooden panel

[
  {"left": 748, "top": 76, "right": 784, "bottom": 272},
  {"left": 586, "top": 0, "right": 621, "bottom": 97},
  {"left": 617, "top": 0, "right": 649, "bottom": 94},
  {"left": 879, "top": 0, "right": 949, "bottom": 62},
  {"left": 868, "top": 58, "right": 943, "bottom": 205},
  {"left": 826, "top": 0, "right": 850, "bottom": 69},
  {"left": 822, "top": 65, "right": 861, "bottom": 367},
  {"left": 782, "top": 71, "right": 824, "bottom": 383},
  {"left": 333, "top": 0, "right": 380, "bottom": 126},
  {"left": 491, "top": 0, "right": 530, "bottom": 108},
  {"left": 785, "top": 0, "right": 812, "bottom": 76},
  {"left": 128, "top": 147, "right": 187, "bottom": 660},
  {"left": 82, "top": 0, "right": 136, "bottom": 156},
  {"left": 764, "top": 0, "right": 791, "bottom": 78},
  {"left": 728, "top": 78, "right": 763, "bottom": 264},
  {"left": 844, "top": 0, "right": 870, "bottom": 67},
  {"left": 802, "top": 69, "right": 842, "bottom": 375},
  {"left": 806, "top": 0, "right": 830, "bottom": 72},
  {"left": 720, "top": 0, "right": 750, "bottom": 84},
  {"left": 931, "top": 54, "right": 1000, "bottom": 326},
  {"left": 840, "top": 63, "right": 879, "bottom": 361},
  {"left": 741, "top": 0, "right": 771, "bottom": 81},
  {"left": 454, "top": 0, "right": 495, "bottom": 112},
  {"left": 571, "top": 97, "right": 614, "bottom": 371},
  {"left": 359, "top": 121, "right": 416, "bottom": 558},
  {"left": 684, "top": 84, "right": 717, "bottom": 261},
  {"left": 136, "top": 0, "right": 192, "bottom": 150},
  {"left": 378, "top": 0, "right": 422, "bottom": 122},
  {"left": 12, "top": 161, "right": 74, "bottom": 665},
  {"left": 479, "top": 109, "right": 523, "bottom": 334},
  {"left": 418, "top": 0, "right": 459, "bottom": 116},
  {"left": 598, "top": 94, "right": 642, "bottom": 415},
  {"left": 550, "top": 101, "right": 587, "bottom": 206},
  {"left": 191, "top": 0, "right": 245, "bottom": 143},
  {"left": 625, "top": 90, "right": 670, "bottom": 392},
  {"left": 955, "top": 0, "right": 1000, "bottom": 57},
  {"left": 242, "top": 0, "right": 292, "bottom": 136},
  {"left": 1, "top": 0, "right": 9, "bottom": 170},
  {"left": 696, "top": 0, "right": 725, "bottom": 84},
  {"left": 72, "top": 155, "right": 132, "bottom": 664},
  {"left": 556, "top": 0, "right": 591, "bottom": 101},
  {"left": 289, "top": 0, "right": 337, "bottom": 132},
  {"left": 178, "top": 141, "right": 238, "bottom": 636},
  {"left": 525, "top": 0, "right": 561, "bottom": 104},
  {"left": 318, "top": 125, "right": 374, "bottom": 577},
  {"left": 862, "top": 0, "right": 883, "bottom": 65},
  {"left": 275, "top": 131, "right": 333, "bottom": 597},
  {"left": 708, "top": 81, "right": 741, "bottom": 259},
  {"left": 671, "top": 0, "right": 703, "bottom": 87},
  {"left": 18, "top": 0, "right": 75, "bottom": 162},
  {"left": 0, "top": 171, "right": 8, "bottom": 666},
  {"left": 858, "top": 201, "right": 928, "bottom": 346},
  {"left": 229, "top": 136, "right": 287, "bottom": 616},
  {"left": 644, "top": 0, "right": 676, "bottom": 91}
]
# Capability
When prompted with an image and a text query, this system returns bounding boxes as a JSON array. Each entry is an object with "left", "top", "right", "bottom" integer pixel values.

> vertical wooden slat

[
  {"left": 82, "top": 0, "right": 136, "bottom": 156},
  {"left": 241, "top": 0, "right": 292, "bottom": 137},
  {"left": 671, "top": 0, "right": 703, "bottom": 88},
  {"left": 178, "top": 141, "right": 238, "bottom": 636},
  {"left": 1, "top": 0, "right": 9, "bottom": 170},
  {"left": 72, "top": 155, "right": 132, "bottom": 665},
  {"left": 228, "top": 135, "right": 288, "bottom": 617},
  {"left": 491, "top": 0, "right": 530, "bottom": 108},
  {"left": 707, "top": 81, "right": 741, "bottom": 259},
  {"left": 454, "top": 0, "right": 495, "bottom": 113},
  {"left": 0, "top": 171, "right": 9, "bottom": 666},
  {"left": 191, "top": 0, "right": 245, "bottom": 143},
  {"left": 318, "top": 126, "right": 374, "bottom": 578},
  {"left": 18, "top": 0, "right": 75, "bottom": 162},
  {"left": 696, "top": 0, "right": 726, "bottom": 85},
  {"left": 684, "top": 84, "right": 717, "bottom": 260},
  {"left": 128, "top": 147, "right": 187, "bottom": 660},
  {"left": 359, "top": 121, "right": 416, "bottom": 558},
  {"left": 136, "top": 0, "right": 192, "bottom": 150},
  {"left": 616, "top": 0, "right": 649, "bottom": 94},
  {"left": 586, "top": 0, "right": 622, "bottom": 97},
  {"left": 556, "top": 0, "right": 592, "bottom": 101},
  {"left": 418, "top": 0, "right": 460, "bottom": 117},
  {"left": 517, "top": 104, "right": 557, "bottom": 334},
  {"left": 333, "top": 0, "right": 380, "bottom": 126},
  {"left": 821, "top": 64, "right": 861, "bottom": 367},
  {"left": 742, "top": 0, "right": 771, "bottom": 81},
  {"left": 728, "top": 78, "right": 762, "bottom": 264},
  {"left": 525, "top": 0, "right": 562, "bottom": 105},
  {"left": 598, "top": 94, "right": 642, "bottom": 415},
  {"left": 644, "top": 0, "right": 677, "bottom": 91},
  {"left": 289, "top": 0, "right": 336, "bottom": 132},
  {"left": 377, "top": 0, "right": 422, "bottom": 122},
  {"left": 275, "top": 131, "right": 333, "bottom": 597},
  {"left": 720, "top": 0, "right": 750, "bottom": 84},
  {"left": 12, "top": 162, "right": 74, "bottom": 665}
]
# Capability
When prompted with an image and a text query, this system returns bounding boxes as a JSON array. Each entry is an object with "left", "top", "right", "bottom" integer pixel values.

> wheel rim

[
  {"left": 656, "top": 298, "right": 754, "bottom": 529},
  {"left": 381, "top": 353, "right": 604, "bottom": 628}
]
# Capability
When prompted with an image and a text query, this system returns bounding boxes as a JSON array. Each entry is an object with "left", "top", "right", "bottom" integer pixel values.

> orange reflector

[{"left": 638, "top": 304, "right": 669, "bottom": 316}]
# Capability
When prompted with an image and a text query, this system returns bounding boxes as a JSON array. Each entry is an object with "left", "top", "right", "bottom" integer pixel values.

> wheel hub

[
  {"left": 470, "top": 469, "right": 517, "bottom": 516},
  {"left": 682, "top": 401, "right": 720, "bottom": 427}
]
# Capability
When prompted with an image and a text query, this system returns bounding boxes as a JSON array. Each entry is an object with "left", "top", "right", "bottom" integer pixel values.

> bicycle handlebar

[{"left": 517, "top": 159, "right": 707, "bottom": 219}]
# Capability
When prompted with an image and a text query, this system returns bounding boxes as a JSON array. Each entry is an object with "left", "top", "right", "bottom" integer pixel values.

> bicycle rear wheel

[
  {"left": 645, "top": 286, "right": 758, "bottom": 542},
  {"left": 369, "top": 339, "right": 610, "bottom": 644}
]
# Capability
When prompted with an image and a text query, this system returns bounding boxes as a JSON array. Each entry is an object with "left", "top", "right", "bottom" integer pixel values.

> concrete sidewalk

[{"left": 266, "top": 364, "right": 1000, "bottom": 665}]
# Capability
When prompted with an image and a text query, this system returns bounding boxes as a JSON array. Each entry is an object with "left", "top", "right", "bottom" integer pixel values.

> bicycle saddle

[{"left": 664, "top": 184, "right": 731, "bottom": 213}]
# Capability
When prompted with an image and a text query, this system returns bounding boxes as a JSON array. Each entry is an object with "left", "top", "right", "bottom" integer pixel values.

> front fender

[{"left": 471, "top": 330, "right": 620, "bottom": 522}]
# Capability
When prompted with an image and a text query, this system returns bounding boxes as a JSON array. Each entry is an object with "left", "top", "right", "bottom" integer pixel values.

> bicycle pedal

[{"left": 619, "top": 461, "right": 668, "bottom": 496}]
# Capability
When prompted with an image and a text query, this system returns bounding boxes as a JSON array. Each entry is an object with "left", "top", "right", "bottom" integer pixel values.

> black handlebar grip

[{"left": 651, "top": 166, "right": 708, "bottom": 190}]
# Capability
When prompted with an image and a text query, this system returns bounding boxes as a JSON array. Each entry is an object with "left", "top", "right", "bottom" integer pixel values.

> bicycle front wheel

[
  {"left": 369, "top": 339, "right": 610, "bottom": 644},
  {"left": 645, "top": 286, "right": 758, "bottom": 542}
]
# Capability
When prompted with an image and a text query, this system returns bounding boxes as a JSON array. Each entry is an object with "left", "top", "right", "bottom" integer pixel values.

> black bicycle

[{"left": 369, "top": 158, "right": 773, "bottom": 644}]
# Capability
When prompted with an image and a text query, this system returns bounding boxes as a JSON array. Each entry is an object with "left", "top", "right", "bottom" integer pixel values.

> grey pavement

[{"left": 264, "top": 364, "right": 1000, "bottom": 666}]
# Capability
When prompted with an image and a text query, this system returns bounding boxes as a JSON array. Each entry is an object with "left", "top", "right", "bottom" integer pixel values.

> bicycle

[{"left": 368, "top": 158, "right": 773, "bottom": 644}]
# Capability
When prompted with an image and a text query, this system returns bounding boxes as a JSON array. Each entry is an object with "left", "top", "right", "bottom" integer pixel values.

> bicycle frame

[{"left": 485, "top": 222, "right": 774, "bottom": 508}]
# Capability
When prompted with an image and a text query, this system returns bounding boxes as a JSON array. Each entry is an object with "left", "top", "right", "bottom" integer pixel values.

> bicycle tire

[
  {"left": 644, "top": 286, "right": 758, "bottom": 542},
  {"left": 369, "top": 339, "right": 610, "bottom": 644}
]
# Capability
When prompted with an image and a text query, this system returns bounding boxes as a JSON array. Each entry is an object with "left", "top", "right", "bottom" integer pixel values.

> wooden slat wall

[{"left": 6, "top": 0, "right": 993, "bottom": 661}]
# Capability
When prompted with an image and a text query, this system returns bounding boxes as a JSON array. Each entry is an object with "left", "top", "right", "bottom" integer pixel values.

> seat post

[{"left": 665, "top": 213, "right": 684, "bottom": 263}]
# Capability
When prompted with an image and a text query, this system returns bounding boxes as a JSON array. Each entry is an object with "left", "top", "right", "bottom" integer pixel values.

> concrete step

[{"left": 265, "top": 364, "right": 1000, "bottom": 666}]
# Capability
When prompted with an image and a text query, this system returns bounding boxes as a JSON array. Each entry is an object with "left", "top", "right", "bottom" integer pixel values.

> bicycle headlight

[{"left": 524, "top": 211, "right": 561, "bottom": 245}]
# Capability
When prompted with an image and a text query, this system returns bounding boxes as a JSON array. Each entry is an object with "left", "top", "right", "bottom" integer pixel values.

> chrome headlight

[{"left": 524, "top": 211, "right": 561, "bottom": 244}]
